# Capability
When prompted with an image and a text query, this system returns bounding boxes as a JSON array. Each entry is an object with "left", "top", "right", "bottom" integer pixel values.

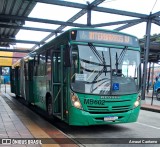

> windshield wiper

[
  {"left": 87, "top": 43, "right": 111, "bottom": 92},
  {"left": 118, "top": 46, "right": 128, "bottom": 64},
  {"left": 88, "top": 43, "right": 110, "bottom": 76},
  {"left": 88, "top": 43, "right": 104, "bottom": 64},
  {"left": 115, "top": 46, "right": 128, "bottom": 74},
  {"left": 102, "top": 51, "right": 107, "bottom": 76},
  {"left": 91, "top": 79, "right": 110, "bottom": 93}
]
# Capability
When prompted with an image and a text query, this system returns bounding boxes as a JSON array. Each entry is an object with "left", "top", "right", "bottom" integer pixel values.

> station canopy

[{"left": 0, "top": 0, "right": 160, "bottom": 63}]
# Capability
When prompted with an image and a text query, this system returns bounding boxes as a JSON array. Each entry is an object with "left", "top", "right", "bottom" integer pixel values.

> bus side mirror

[{"left": 64, "top": 45, "right": 72, "bottom": 67}]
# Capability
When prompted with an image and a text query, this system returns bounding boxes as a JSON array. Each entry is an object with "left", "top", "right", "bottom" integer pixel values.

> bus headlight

[
  {"left": 134, "top": 101, "right": 140, "bottom": 107},
  {"left": 71, "top": 93, "right": 82, "bottom": 109},
  {"left": 134, "top": 94, "right": 141, "bottom": 108}
]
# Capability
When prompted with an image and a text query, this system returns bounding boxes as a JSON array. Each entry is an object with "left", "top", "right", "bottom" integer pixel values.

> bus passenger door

[
  {"left": 10, "top": 68, "right": 15, "bottom": 93},
  {"left": 52, "top": 46, "right": 68, "bottom": 120},
  {"left": 15, "top": 66, "right": 20, "bottom": 97},
  {"left": 25, "top": 60, "right": 34, "bottom": 105}
]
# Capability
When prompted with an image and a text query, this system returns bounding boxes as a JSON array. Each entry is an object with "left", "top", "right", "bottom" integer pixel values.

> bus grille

[{"left": 87, "top": 105, "right": 131, "bottom": 114}]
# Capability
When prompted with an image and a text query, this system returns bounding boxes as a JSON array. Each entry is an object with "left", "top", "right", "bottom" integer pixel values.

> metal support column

[
  {"left": 141, "top": 17, "right": 152, "bottom": 100},
  {"left": 151, "top": 63, "right": 154, "bottom": 88},
  {"left": 87, "top": 3, "right": 91, "bottom": 26},
  {"left": 60, "top": 45, "right": 64, "bottom": 120},
  {"left": 146, "top": 62, "right": 151, "bottom": 93}
]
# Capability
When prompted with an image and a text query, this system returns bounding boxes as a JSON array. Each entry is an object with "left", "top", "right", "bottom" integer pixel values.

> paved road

[{"left": 53, "top": 109, "right": 160, "bottom": 147}]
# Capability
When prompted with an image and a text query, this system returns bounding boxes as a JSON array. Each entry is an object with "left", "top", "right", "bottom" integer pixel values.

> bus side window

[
  {"left": 24, "top": 62, "right": 28, "bottom": 80},
  {"left": 46, "top": 50, "right": 51, "bottom": 81},
  {"left": 39, "top": 52, "right": 46, "bottom": 76},
  {"left": 72, "top": 53, "right": 78, "bottom": 73},
  {"left": 34, "top": 55, "right": 38, "bottom": 76},
  {"left": 29, "top": 60, "right": 34, "bottom": 81}
]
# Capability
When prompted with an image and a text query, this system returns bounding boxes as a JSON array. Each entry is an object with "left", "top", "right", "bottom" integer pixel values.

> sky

[{"left": 14, "top": 0, "right": 160, "bottom": 49}]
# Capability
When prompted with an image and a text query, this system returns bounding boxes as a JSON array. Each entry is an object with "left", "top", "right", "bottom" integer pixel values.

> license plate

[{"left": 104, "top": 116, "right": 118, "bottom": 121}]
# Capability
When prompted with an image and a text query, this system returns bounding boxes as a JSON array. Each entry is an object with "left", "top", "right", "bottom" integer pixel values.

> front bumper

[{"left": 68, "top": 106, "right": 140, "bottom": 126}]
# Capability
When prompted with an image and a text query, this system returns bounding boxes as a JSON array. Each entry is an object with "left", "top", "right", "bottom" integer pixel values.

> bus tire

[
  {"left": 47, "top": 96, "right": 53, "bottom": 116},
  {"left": 15, "top": 95, "right": 19, "bottom": 99},
  {"left": 26, "top": 101, "right": 31, "bottom": 107}
]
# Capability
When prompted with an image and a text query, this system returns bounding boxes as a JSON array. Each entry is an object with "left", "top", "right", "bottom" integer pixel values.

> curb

[{"left": 141, "top": 107, "right": 160, "bottom": 113}]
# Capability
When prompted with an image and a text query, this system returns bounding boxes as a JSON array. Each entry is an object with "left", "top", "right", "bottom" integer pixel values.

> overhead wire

[
  {"left": 82, "top": 0, "right": 119, "bottom": 4},
  {"left": 150, "top": 0, "right": 158, "bottom": 13},
  {"left": 103, "top": 0, "right": 119, "bottom": 3}
]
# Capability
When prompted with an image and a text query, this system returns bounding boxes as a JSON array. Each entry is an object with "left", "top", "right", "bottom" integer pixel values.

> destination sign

[{"left": 71, "top": 30, "right": 139, "bottom": 47}]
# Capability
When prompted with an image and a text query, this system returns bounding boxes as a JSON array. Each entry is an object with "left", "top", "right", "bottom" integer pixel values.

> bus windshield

[{"left": 71, "top": 44, "right": 141, "bottom": 95}]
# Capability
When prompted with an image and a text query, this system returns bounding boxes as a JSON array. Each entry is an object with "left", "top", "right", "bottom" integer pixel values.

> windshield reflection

[{"left": 71, "top": 45, "right": 140, "bottom": 95}]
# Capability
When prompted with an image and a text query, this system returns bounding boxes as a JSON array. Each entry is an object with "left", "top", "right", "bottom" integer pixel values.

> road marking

[{"left": 136, "top": 122, "right": 160, "bottom": 130}]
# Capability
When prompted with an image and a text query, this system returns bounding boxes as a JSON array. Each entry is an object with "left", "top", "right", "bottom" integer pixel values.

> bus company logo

[
  {"left": 2, "top": 139, "right": 11, "bottom": 144},
  {"left": 100, "top": 96, "right": 119, "bottom": 99}
]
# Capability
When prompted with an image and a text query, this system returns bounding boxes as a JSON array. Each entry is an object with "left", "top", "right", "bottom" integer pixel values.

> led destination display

[{"left": 71, "top": 30, "right": 139, "bottom": 47}]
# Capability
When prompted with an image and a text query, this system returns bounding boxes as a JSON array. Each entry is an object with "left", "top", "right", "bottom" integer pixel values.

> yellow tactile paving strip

[
  {"left": 20, "top": 118, "right": 60, "bottom": 147},
  {"left": 17, "top": 107, "right": 78, "bottom": 147}
]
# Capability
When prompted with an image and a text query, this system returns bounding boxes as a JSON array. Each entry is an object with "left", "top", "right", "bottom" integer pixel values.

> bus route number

[{"left": 84, "top": 99, "right": 105, "bottom": 105}]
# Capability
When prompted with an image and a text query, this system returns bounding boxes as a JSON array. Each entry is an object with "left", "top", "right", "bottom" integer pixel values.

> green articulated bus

[{"left": 11, "top": 28, "right": 141, "bottom": 126}]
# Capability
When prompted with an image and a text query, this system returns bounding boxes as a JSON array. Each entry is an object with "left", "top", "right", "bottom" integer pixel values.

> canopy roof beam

[
  {"left": 153, "top": 19, "right": 160, "bottom": 26},
  {"left": 114, "top": 19, "right": 144, "bottom": 31},
  {"left": 31, "top": 0, "right": 105, "bottom": 50},
  {"left": 92, "top": 18, "right": 146, "bottom": 27},
  {"left": 0, "top": 56, "right": 22, "bottom": 58},
  {"left": 0, "top": 14, "right": 87, "bottom": 27},
  {"left": 32, "top": 0, "right": 148, "bottom": 18},
  {"left": 0, "top": 48, "right": 31, "bottom": 53},
  {"left": 151, "top": 11, "right": 160, "bottom": 18},
  {"left": 0, "top": 24, "right": 63, "bottom": 33},
  {"left": 0, "top": 38, "right": 44, "bottom": 45}
]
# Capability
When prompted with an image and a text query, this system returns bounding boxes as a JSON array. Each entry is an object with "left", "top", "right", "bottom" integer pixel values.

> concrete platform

[
  {"left": 140, "top": 90, "right": 160, "bottom": 113},
  {"left": 0, "top": 86, "right": 78, "bottom": 147}
]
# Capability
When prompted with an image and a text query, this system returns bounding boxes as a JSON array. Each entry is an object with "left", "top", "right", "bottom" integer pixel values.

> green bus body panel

[
  {"left": 68, "top": 93, "right": 140, "bottom": 126},
  {"left": 32, "top": 74, "right": 51, "bottom": 111},
  {"left": 33, "top": 76, "right": 47, "bottom": 110},
  {"left": 25, "top": 81, "right": 34, "bottom": 103}
]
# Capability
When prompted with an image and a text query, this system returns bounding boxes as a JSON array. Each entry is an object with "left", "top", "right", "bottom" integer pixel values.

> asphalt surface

[{"left": 51, "top": 109, "right": 160, "bottom": 147}]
